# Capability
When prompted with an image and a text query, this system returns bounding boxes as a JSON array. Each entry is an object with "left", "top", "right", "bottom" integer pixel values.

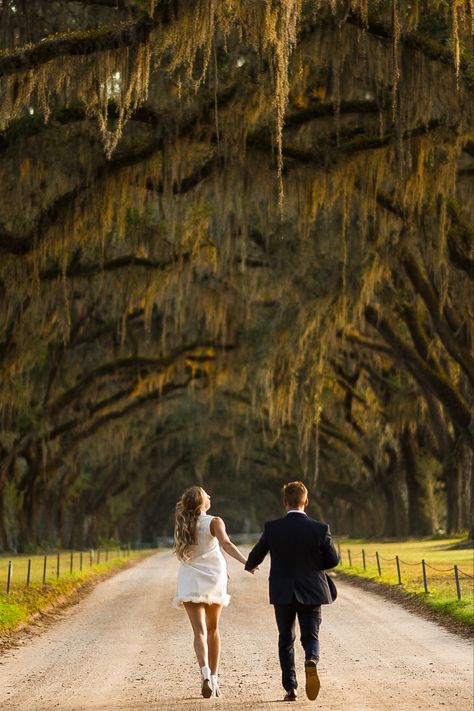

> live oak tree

[{"left": 0, "top": 0, "right": 472, "bottom": 550}]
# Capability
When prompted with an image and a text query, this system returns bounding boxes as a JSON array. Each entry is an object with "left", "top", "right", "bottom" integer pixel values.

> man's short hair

[{"left": 283, "top": 480, "right": 308, "bottom": 508}]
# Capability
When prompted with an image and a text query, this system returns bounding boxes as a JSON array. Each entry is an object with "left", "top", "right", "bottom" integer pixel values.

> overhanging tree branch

[
  {"left": 401, "top": 251, "right": 474, "bottom": 387},
  {"left": 43, "top": 377, "right": 197, "bottom": 478},
  {"left": 0, "top": 15, "right": 154, "bottom": 77},
  {"left": 364, "top": 305, "right": 473, "bottom": 443},
  {"left": 47, "top": 344, "right": 216, "bottom": 416},
  {"left": 346, "top": 10, "right": 474, "bottom": 89}
]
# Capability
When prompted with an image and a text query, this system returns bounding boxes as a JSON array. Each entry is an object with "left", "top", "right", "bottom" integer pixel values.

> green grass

[
  {"left": 0, "top": 550, "right": 155, "bottom": 635},
  {"left": 0, "top": 549, "right": 133, "bottom": 587},
  {"left": 336, "top": 537, "right": 474, "bottom": 626}
]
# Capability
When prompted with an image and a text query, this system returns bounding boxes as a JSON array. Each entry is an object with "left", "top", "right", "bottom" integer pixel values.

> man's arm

[
  {"left": 320, "top": 524, "right": 339, "bottom": 570},
  {"left": 244, "top": 526, "right": 269, "bottom": 572}
]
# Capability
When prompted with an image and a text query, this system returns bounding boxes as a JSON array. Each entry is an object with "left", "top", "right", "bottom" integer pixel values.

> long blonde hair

[{"left": 174, "top": 486, "right": 205, "bottom": 561}]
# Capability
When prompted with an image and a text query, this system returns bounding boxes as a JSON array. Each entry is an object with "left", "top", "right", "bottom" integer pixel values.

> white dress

[{"left": 173, "top": 512, "right": 230, "bottom": 607}]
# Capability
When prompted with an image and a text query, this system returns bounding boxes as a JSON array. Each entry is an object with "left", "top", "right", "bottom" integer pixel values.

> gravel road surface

[{"left": 0, "top": 550, "right": 472, "bottom": 710}]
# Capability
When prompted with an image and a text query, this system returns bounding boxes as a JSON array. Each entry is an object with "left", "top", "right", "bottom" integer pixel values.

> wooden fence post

[
  {"left": 6, "top": 561, "right": 12, "bottom": 593},
  {"left": 454, "top": 565, "right": 461, "bottom": 601},
  {"left": 26, "top": 558, "right": 31, "bottom": 587},
  {"left": 376, "top": 551, "right": 381, "bottom": 576},
  {"left": 56, "top": 552, "right": 60, "bottom": 579},
  {"left": 347, "top": 549, "right": 352, "bottom": 567},
  {"left": 43, "top": 555, "right": 47, "bottom": 584},
  {"left": 70, "top": 551, "right": 73, "bottom": 574},
  {"left": 396, "top": 555, "right": 402, "bottom": 585},
  {"left": 80, "top": 551, "right": 83, "bottom": 571},
  {"left": 362, "top": 549, "right": 366, "bottom": 571},
  {"left": 421, "top": 560, "right": 428, "bottom": 593}
]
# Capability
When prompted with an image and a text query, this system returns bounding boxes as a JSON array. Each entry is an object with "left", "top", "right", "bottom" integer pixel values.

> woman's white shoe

[{"left": 211, "top": 677, "right": 220, "bottom": 697}]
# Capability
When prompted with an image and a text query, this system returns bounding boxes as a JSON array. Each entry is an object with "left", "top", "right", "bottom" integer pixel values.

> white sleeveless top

[{"left": 173, "top": 512, "right": 230, "bottom": 607}]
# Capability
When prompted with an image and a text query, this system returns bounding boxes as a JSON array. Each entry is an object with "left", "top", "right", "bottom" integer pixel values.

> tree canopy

[{"left": 0, "top": 0, "right": 473, "bottom": 551}]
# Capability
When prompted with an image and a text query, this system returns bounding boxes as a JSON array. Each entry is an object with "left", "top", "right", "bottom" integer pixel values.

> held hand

[{"left": 246, "top": 565, "right": 259, "bottom": 574}]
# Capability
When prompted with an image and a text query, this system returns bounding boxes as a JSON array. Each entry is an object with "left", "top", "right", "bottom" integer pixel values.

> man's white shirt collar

[{"left": 286, "top": 509, "right": 307, "bottom": 515}]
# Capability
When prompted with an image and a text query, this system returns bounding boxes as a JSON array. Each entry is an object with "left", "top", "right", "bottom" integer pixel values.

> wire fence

[
  {"left": 1, "top": 545, "right": 135, "bottom": 594},
  {"left": 337, "top": 544, "right": 474, "bottom": 601}
]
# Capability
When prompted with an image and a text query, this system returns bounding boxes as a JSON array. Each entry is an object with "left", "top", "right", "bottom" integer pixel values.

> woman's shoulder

[
  {"left": 201, "top": 512, "right": 220, "bottom": 520},
  {"left": 200, "top": 512, "right": 219, "bottom": 526},
  {"left": 207, "top": 514, "right": 224, "bottom": 536}
]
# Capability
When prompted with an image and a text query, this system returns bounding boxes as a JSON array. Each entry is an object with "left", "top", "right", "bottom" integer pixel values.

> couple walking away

[{"left": 173, "top": 480, "right": 339, "bottom": 701}]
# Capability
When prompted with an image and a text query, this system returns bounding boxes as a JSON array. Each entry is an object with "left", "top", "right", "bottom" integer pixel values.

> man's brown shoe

[
  {"left": 283, "top": 689, "right": 298, "bottom": 701},
  {"left": 304, "top": 659, "right": 320, "bottom": 700}
]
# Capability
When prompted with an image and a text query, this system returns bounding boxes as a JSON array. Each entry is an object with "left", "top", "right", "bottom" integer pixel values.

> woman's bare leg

[
  {"left": 205, "top": 604, "right": 223, "bottom": 676},
  {"left": 183, "top": 602, "right": 208, "bottom": 668}
]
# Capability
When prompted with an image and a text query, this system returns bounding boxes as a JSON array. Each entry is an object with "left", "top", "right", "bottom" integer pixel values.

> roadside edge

[
  {"left": 333, "top": 570, "right": 473, "bottom": 639},
  {"left": 0, "top": 551, "right": 156, "bottom": 655}
]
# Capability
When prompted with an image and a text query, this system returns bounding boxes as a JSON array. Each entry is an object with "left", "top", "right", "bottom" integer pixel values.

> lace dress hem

[{"left": 172, "top": 593, "right": 231, "bottom": 609}]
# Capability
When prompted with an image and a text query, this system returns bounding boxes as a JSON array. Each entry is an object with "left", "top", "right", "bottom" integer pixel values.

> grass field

[
  {"left": 0, "top": 548, "right": 132, "bottom": 588},
  {"left": 0, "top": 549, "right": 156, "bottom": 635},
  {"left": 336, "top": 537, "right": 474, "bottom": 626}
]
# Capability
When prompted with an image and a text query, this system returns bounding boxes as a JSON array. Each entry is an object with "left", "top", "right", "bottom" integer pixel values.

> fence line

[
  {"left": 424, "top": 563, "right": 456, "bottom": 573},
  {"left": 399, "top": 558, "right": 423, "bottom": 566},
  {"left": 1, "top": 545, "right": 134, "bottom": 594},
  {"left": 337, "top": 544, "right": 473, "bottom": 602}
]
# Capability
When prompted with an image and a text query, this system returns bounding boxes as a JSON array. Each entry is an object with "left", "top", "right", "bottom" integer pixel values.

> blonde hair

[{"left": 174, "top": 486, "right": 205, "bottom": 561}]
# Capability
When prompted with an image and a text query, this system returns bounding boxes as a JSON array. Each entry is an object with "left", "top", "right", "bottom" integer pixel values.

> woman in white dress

[{"left": 173, "top": 486, "right": 248, "bottom": 698}]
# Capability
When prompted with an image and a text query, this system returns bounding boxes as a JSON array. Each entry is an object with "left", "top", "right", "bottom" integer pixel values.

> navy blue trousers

[{"left": 273, "top": 600, "right": 322, "bottom": 691}]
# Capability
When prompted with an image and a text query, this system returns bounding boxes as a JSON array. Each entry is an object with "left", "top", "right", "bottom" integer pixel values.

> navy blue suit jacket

[{"left": 245, "top": 512, "right": 339, "bottom": 605}]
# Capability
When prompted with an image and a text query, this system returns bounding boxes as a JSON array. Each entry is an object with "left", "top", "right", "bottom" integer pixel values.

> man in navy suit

[{"left": 245, "top": 481, "right": 339, "bottom": 702}]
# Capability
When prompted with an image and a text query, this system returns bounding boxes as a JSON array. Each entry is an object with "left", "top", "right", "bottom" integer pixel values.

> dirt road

[{"left": 0, "top": 550, "right": 472, "bottom": 710}]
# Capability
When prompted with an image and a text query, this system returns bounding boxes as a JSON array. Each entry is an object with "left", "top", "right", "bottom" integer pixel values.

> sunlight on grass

[
  {"left": 336, "top": 538, "right": 474, "bottom": 626},
  {"left": 0, "top": 550, "right": 156, "bottom": 634},
  {"left": 0, "top": 549, "right": 137, "bottom": 587}
]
